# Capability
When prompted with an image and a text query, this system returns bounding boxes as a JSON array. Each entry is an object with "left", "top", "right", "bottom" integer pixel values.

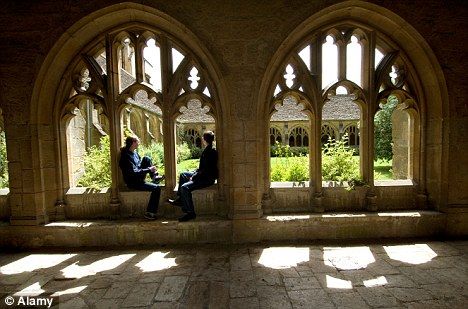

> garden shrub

[
  {"left": 77, "top": 135, "right": 111, "bottom": 189},
  {"left": 189, "top": 145, "right": 203, "bottom": 159},
  {"left": 287, "top": 157, "right": 308, "bottom": 181},
  {"left": 321, "top": 136, "right": 361, "bottom": 185}
]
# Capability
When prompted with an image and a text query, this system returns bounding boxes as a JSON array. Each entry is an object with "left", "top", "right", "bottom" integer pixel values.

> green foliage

[
  {"left": 0, "top": 131, "right": 8, "bottom": 188},
  {"left": 77, "top": 135, "right": 111, "bottom": 189},
  {"left": 287, "top": 158, "right": 309, "bottom": 181},
  {"left": 270, "top": 156, "right": 309, "bottom": 182},
  {"left": 321, "top": 135, "right": 361, "bottom": 186},
  {"left": 177, "top": 158, "right": 199, "bottom": 175},
  {"left": 189, "top": 146, "right": 203, "bottom": 159},
  {"left": 176, "top": 142, "right": 192, "bottom": 163},
  {"left": 139, "top": 142, "right": 164, "bottom": 168},
  {"left": 374, "top": 96, "right": 398, "bottom": 161},
  {"left": 271, "top": 141, "right": 292, "bottom": 157}
]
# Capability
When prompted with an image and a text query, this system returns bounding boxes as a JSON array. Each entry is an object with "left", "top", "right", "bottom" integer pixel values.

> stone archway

[
  {"left": 258, "top": 0, "right": 449, "bottom": 210},
  {"left": 25, "top": 2, "right": 228, "bottom": 224}
]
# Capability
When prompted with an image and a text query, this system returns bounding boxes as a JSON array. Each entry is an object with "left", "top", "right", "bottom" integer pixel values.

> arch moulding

[{"left": 258, "top": 0, "right": 449, "bottom": 209}]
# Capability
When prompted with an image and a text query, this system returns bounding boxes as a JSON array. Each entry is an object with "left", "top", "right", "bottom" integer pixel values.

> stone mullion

[
  {"left": 159, "top": 36, "right": 176, "bottom": 195},
  {"left": 134, "top": 36, "right": 145, "bottom": 84},
  {"left": 312, "top": 36, "right": 324, "bottom": 212},
  {"left": 364, "top": 32, "right": 377, "bottom": 211},
  {"left": 338, "top": 37, "right": 346, "bottom": 82},
  {"left": 105, "top": 34, "right": 122, "bottom": 217}
]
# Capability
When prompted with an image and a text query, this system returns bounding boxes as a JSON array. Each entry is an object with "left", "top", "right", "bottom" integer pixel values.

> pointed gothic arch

[
  {"left": 259, "top": 0, "right": 449, "bottom": 212},
  {"left": 29, "top": 3, "right": 228, "bottom": 220}
]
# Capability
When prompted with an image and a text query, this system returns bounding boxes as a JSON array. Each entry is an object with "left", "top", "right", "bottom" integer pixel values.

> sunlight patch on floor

[
  {"left": 258, "top": 247, "right": 309, "bottom": 269},
  {"left": 363, "top": 276, "right": 388, "bottom": 287},
  {"left": 14, "top": 282, "right": 45, "bottom": 297},
  {"left": 384, "top": 244, "right": 437, "bottom": 264},
  {"left": 61, "top": 254, "right": 135, "bottom": 279},
  {"left": 1, "top": 254, "right": 77, "bottom": 275},
  {"left": 326, "top": 275, "right": 353, "bottom": 289},
  {"left": 51, "top": 285, "right": 87, "bottom": 297},
  {"left": 135, "top": 252, "right": 177, "bottom": 272},
  {"left": 323, "top": 246, "right": 375, "bottom": 270}
]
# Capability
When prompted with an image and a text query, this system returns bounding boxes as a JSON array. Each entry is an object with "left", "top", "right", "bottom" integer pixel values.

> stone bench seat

[
  {"left": 119, "top": 184, "right": 220, "bottom": 217},
  {"left": 0, "top": 210, "right": 448, "bottom": 248}
]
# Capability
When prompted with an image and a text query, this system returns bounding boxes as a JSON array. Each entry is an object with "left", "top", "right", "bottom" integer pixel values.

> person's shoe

[
  {"left": 152, "top": 175, "right": 165, "bottom": 184},
  {"left": 144, "top": 212, "right": 157, "bottom": 220},
  {"left": 178, "top": 212, "right": 196, "bottom": 222},
  {"left": 168, "top": 197, "right": 182, "bottom": 206}
]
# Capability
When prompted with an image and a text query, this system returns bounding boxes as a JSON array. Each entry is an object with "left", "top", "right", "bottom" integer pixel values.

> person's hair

[
  {"left": 124, "top": 136, "right": 139, "bottom": 149},
  {"left": 203, "top": 131, "right": 215, "bottom": 144}
]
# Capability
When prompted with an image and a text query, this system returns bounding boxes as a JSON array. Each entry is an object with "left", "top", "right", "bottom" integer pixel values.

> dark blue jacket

[
  {"left": 192, "top": 144, "right": 218, "bottom": 183},
  {"left": 119, "top": 148, "right": 150, "bottom": 185}
]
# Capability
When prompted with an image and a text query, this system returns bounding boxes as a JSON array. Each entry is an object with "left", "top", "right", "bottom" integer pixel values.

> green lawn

[
  {"left": 176, "top": 157, "right": 394, "bottom": 180},
  {"left": 177, "top": 159, "right": 199, "bottom": 175},
  {"left": 374, "top": 159, "right": 393, "bottom": 180}
]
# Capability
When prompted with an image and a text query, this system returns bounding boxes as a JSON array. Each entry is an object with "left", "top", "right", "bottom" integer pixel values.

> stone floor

[{"left": 0, "top": 240, "right": 467, "bottom": 308}]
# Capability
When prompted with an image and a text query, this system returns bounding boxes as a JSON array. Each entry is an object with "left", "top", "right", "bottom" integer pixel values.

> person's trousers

[
  {"left": 140, "top": 156, "right": 156, "bottom": 179},
  {"left": 176, "top": 171, "right": 213, "bottom": 214},
  {"left": 128, "top": 182, "right": 161, "bottom": 214}
]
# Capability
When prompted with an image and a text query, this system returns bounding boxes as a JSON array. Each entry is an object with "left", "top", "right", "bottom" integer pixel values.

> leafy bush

[
  {"left": 0, "top": 131, "right": 8, "bottom": 188},
  {"left": 189, "top": 146, "right": 203, "bottom": 159},
  {"left": 374, "top": 96, "right": 397, "bottom": 161},
  {"left": 321, "top": 136, "right": 360, "bottom": 184},
  {"left": 77, "top": 135, "right": 111, "bottom": 189},
  {"left": 287, "top": 158, "right": 308, "bottom": 181},
  {"left": 176, "top": 142, "right": 192, "bottom": 163},
  {"left": 289, "top": 147, "right": 308, "bottom": 157},
  {"left": 270, "top": 157, "right": 308, "bottom": 182},
  {"left": 271, "top": 141, "right": 292, "bottom": 157},
  {"left": 139, "top": 142, "right": 164, "bottom": 168}
]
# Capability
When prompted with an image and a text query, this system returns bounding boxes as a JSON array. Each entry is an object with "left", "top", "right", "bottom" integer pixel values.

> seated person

[
  {"left": 119, "top": 136, "right": 164, "bottom": 220},
  {"left": 169, "top": 131, "right": 218, "bottom": 222}
]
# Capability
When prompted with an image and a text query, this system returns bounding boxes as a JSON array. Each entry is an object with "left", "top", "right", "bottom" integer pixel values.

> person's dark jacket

[
  {"left": 119, "top": 147, "right": 150, "bottom": 185},
  {"left": 192, "top": 144, "right": 218, "bottom": 183}
]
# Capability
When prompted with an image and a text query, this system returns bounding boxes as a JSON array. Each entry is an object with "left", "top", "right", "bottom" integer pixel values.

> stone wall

[{"left": 0, "top": 0, "right": 465, "bottom": 230}]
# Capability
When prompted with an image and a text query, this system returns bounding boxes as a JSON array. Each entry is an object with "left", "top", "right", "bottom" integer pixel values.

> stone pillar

[
  {"left": 392, "top": 109, "right": 409, "bottom": 179},
  {"left": 230, "top": 119, "right": 262, "bottom": 219},
  {"left": 9, "top": 123, "right": 59, "bottom": 225}
]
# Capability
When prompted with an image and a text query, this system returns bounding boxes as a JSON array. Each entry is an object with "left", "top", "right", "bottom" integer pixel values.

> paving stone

[
  {"left": 102, "top": 282, "right": 135, "bottom": 299},
  {"left": 54, "top": 296, "right": 88, "bottom": 308},
  {"left": 356, "top": 286, "right": 401, "bottom": 307},
  {"left": 254, "top": 268, "right": 282, "bottom": 286},
  {"left": 121, "top": 283, "right": 158, "bottom": 307},
  {"left": 385, "top": 274, "right": 417, "bottom": 288},
  {"left": 180, "top": 281, "right": 209, "bottom": 308},
  {"left": 230, "top": 279, "right": 257, "bottom": 297},
  {"left": 230, "top": 296, "right": 260, "bottom": 309},
  {"left": 398, "top": 266, "right": 441, "bottom": 285},
  {"left": 231, "top": 253, "right": 252, "bottom": 271},
  {"left": 257, "top": 285, "right": 292, "bottom": 309},
  {"left": 93, "top": 298, "right": 123, "bottom": 308},
  {"left": 287, "top": 289, "right": 335, "bottom": 308},
  {"left": 208, "top": 281, "right": 229, "bottom": 309},
  {"left": 279, "top": 268, "right": 300, "bottom": 278},
  {"left": 0, "top": 241, "right": 466, "bottom": 308},
  {"left": 231, "top": 270, "right": 254, "bottom": 281},
  {"left": 284, "top": 276, "right": 321, "bottom": 290},
  {"left": 329, "top": 291, "right": 371, "bottom": 308},
  {"left": 422, "top": 282, "right": 465, "bottom": 301},
  {"left": 154, "top": 276, "right": 188, "bottom": 302},
  {"left": 387, "top": 287, "right": 434, "bottom": 302}
]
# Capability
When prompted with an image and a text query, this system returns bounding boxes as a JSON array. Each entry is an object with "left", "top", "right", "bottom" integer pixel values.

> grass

[
  {"left": 176, "top": 157, "right": 394, "bottom": 181},
  {"left": 374, "top": 159, "right": 393, "bottom": 180},
  {"left": 177, "top": 159, "right": 199, "bottom": 175}
]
